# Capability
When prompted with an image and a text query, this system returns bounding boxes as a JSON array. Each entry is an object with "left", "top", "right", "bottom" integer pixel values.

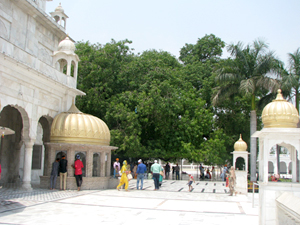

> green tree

[
  {"left": 280, "top": 48, "right": 300, "bottom": 112},
  {"left": 179, "top": 34, "right": 225, "bottom": 64},
  {"left": 213, "top": 39, "right": 280, "bottom": 181},
  {"left": 75, "top": 39, "right": 134, "bottom": 119}
]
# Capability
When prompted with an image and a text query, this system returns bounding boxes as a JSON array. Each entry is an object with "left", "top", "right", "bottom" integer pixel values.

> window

[{"left": 32, "top": 145, "right": 42, "bottom": 169}]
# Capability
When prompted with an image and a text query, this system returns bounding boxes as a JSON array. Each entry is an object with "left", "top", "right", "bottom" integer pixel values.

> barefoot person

[
  {"left": 117, "top": 160, "right": 129, "bottom": 191},
  {"left": 187, "top": 174, "right": 195, "bottom": 192},
  {"left": 229, "top": 166, "right": 236, "bottom": 196}
]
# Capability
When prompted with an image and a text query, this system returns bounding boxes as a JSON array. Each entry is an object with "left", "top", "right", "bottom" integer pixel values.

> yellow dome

[
  {"left": 234, "top": 134, "right": 248, "bottom": 151},
  {"left": 50, "top": 102, "right": 110, "bottom": 145},
  {"left": 262, "top": 89, "right": 299, "bottom": 128}
]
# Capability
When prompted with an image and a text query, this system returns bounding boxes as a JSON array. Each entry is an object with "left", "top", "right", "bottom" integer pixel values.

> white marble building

[
  {"left": 253, "top": 90, "right": 300, "bottom": 225},
  {"left": 0, "top": 0, "right": 84, "bottom": 189}
]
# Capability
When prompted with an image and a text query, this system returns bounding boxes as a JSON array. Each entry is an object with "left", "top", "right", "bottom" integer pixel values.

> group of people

[
  {"left": 115, "top": 159, "right": 165, "bottom": 191},
  {"left": 50, "top": 154, "right": 84, "bottom": 191},
  {"left": 199, "top": 164, "right": 217, "bottom": 180}
]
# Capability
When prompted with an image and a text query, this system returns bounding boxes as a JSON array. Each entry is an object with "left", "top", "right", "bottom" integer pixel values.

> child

[{"left": 187, "top": 174, "right": 195, "bottom": 192}]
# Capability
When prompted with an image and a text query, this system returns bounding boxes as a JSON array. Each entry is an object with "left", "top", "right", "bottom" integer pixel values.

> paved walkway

[{"left": 0, "top": 180, "right": 259, "bottom": 225}]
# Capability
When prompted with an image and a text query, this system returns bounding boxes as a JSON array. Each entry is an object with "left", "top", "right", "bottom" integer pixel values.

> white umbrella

[{"left": 0, "top": 126, "right": 15, "bottom": 136}]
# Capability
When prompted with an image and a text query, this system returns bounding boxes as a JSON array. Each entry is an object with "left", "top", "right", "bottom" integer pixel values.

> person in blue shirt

[{"left": 136, "top": 159, "right": 147, "bottom": 190}]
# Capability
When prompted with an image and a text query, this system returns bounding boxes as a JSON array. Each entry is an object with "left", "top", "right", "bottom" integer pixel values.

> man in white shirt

[{"left": 113, "top": 158, "right": 120, "bottom": 178}]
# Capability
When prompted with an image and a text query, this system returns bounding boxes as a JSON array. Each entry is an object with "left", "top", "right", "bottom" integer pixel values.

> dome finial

[
  {"left": 67, "top": 100, "right": 81, "bottom": 114},
  {"left": 275, "top": 89, "right": 284, "bottom": 101}
]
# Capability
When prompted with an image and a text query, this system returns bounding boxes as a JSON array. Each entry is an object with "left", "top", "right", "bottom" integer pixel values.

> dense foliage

[{"left": 74, "top": 35, "right": 296, "bottom": 166}]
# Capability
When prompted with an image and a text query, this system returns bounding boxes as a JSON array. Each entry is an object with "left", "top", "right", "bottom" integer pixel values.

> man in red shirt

[{"left": 74, "top": 155, "right": 84, "bottom": 191}]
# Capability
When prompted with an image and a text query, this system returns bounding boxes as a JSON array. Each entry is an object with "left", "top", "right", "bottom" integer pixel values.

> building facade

[{"left": 0, "top": 0, "right": 84, "bottom": 189}]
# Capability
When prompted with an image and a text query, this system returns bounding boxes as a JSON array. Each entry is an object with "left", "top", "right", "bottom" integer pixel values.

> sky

[{"left": 46, "top": 0, "right": 300, "bottom": 66}]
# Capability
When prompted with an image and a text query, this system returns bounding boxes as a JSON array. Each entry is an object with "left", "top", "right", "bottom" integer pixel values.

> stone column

[
  {"left": 22, "top": 139, "right": 35, "bottom": 190},
  {"left": 263, "top": 141, "right": 269, "bottom": 183},
  {"left": 106, "top": 151, "right": 111, "bottom": 177},
  {"left": 250, "top": 110, "right": 257, "bottom": 182},
  {"left": 100, "top": 151, "right": 106, "bottom": 177},
  {"left": 67, "top": 149, "right": 75, "bottom": 177},
  {"left": 86, "top": 150, "right": 93, "bottom": 177},
  {"left": 66, "top": 60, "right": 71, "bottom": 76}
]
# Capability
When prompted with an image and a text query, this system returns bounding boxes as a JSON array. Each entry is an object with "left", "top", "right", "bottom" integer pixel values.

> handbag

[
  {"left": 160, "top": 171, "right": 164, "bottom": 176},
  {"left": 127, "top": 173, "right": 133, "bottom": 180}
]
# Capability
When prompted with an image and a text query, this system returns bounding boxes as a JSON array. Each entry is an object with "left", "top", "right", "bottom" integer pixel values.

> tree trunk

[{"left": 250, "top": 110, "right": 257, "bottom": 182}]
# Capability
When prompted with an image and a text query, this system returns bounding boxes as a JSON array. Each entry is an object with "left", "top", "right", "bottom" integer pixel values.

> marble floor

[{"left": 0, "top": 180, "right": 259, "bottom": 225}]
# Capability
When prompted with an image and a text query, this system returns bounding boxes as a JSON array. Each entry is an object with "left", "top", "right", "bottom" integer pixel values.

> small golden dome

[
  {"left": 234, "top": 134, "right": 248, "bottom": 151},
  {"left": 50, "top": 102, "right": 110, "bottom": 145},
  {"left": 262, "top": 89, "right": 299, "bottom": 128}
]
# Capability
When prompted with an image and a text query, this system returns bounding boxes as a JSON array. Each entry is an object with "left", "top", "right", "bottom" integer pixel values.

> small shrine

[
  {"left": 252, "top": 89, "right": 300, "bottom": 224},
  {"left": 232, "top": 134, "right": 249, "bottom": 195},
  {"left": 40, "top": 102, "right": 118, "bottom": 190}
]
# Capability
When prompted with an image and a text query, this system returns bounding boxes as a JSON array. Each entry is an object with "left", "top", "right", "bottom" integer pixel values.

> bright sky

[{"left": 47, "top": 0, "right": 300, "bottom": 66}]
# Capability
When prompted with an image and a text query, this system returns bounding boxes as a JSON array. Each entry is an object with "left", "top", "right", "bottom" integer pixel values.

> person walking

[
  {"left": 221, "top": 164, "right": 228, "bottom": 181},
  {"left": 132, "top": 163, "right": 138, "bottom": 179},
  {"left": 187, "top": 174, "right": 195, "bottom": 192},
  {"left": 50, "top": 158, "right": 60, "bottom": 190},
  {"left": 175, "top": 163, "right": 180, "bottom": 180},
  {"left": 117, "top": 160, "right": 130, "bottom": 191},
  {"left": 74, "top": 154, "right": 84, "bottom": 191},
  {"left": 211, "top": 166, "right": 216, "bottom": 181},
  {"left": 228, "top": 166, "right": 236, "bottom": 196},
  {"left": 59, "top": 154, "right": 68, "bottom": 190},
  {"left": 151, "top": 160, "right": 162, "bottom": 190},
  {"left": 199, "top": 164, "right": 204, "bottom": 180},
  {"left": 165, "top": 163, "right": 170, "bottom": 179},
  {"left": 136, "top": 159, "right": 147, "bottom": 190},
  {"left": 113, "top": 158, "right": 120, "bottom": 178}
]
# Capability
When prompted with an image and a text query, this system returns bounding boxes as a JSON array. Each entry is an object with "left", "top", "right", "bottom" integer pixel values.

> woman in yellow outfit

[{"left": 116, "top": 160, "right": 129, "bottom": 191}]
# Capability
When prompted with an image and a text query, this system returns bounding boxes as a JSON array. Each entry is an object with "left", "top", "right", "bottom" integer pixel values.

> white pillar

[
  {"left": 22, "top": 139, "right": 35, "bottom": 190},
  {"left": 106, "top": 151, "right": 111, "bottom": 177},
  {"left": 100, "top": 152, "right": 106, "bottom": 177},
  {"left": 263, "top": 141, "right": 269, "bottom": 183}
]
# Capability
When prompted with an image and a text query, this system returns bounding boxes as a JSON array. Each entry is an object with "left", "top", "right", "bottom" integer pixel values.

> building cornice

[{"left": 11, "top": 0, "right": 71, "bottom": 41}]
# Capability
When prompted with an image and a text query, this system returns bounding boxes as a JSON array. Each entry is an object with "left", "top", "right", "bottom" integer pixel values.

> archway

[
  {"left": 93, "top": 153, "right": 100, "bottom": 177},
  {"left": 0, "top": 105, "right": 28, "bottom": 183},
  {"left": 268, "top": 161, "right": 274, "bottom": 174},
  {"left": 280, "top": 162, "right": 287, "bottom": 174},
  {"left": 235, "top": 157, "right": 245, "bottom": 170}
]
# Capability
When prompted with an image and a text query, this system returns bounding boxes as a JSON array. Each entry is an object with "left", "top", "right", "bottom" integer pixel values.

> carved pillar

[
  {"left": 22, "top": 139, "right": 35, "bottom": 190},
  {"left": 106, "top": 151, "right": 111, "bottom": 177},
  {"left": 86, "top": 150, "right": 93, "bottom": 177},
  {"left": 46, "top": 144, "right": 56, "bottom": 176},
  {"left": 100, "top": 151, "right": 106, "bottom": 177},
  {"left": 67, "top": 148, "right": 75, "bottom": 177}
]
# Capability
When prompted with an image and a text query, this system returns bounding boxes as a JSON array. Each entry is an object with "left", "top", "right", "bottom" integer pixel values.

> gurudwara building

[{"left": 0, "top": 0, "right": 117, "bottom": 190}]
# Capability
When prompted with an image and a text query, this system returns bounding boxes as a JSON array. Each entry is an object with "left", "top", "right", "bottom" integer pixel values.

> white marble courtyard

[{"left": 0, "top": 180, "right": 258, "bottom": 225}]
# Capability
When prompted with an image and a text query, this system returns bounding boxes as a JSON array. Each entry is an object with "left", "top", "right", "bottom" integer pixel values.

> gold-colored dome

[
  {"left": 234, "top": 134, "right": 248, "bottom": 151},
  {"left": 50, "top": 102, "right": 110, "bottom": 145},
  {"left": 262, "top": 89, "right": 299, "bottom": 128}
]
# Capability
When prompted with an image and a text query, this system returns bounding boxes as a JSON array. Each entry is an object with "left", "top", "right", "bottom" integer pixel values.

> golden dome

[
  {"left": 262, "top": 89, "right": 299, "bottom": 128},
  {"left": 234, "top": 134, "right": 248, "bottom": 151},
  {"left": 50, "top": 102, "right": 110, "bottom": 145}
]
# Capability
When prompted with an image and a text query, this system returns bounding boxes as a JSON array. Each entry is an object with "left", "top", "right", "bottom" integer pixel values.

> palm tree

[
  {"left": 212, "top": 39, "right": 280, "bottom": 181},
  {"left": 280, "top": 48, "right": 300, "bottom": 113}
]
